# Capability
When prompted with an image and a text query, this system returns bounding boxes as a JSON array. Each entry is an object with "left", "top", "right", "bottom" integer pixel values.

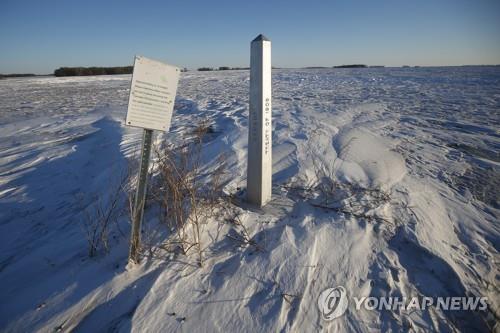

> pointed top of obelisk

[{"left": 252, "top": 34, "right": 270, "bottom": 42}]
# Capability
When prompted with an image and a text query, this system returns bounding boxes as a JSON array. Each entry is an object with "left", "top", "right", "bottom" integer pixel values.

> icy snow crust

[{"left": 0, "top": 67, "right": 499, "bottom": 332}]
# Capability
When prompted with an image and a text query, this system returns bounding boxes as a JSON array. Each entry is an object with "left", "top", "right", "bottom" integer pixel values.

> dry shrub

[
  {"left": 151, "top": 121, "right": 226, "bottom": 266},
  {"left": 81, "top": 170, "right": 129, "bottom": 257},
  {"left": 224, "top": 208, "right": 263, "bottom": 251}
]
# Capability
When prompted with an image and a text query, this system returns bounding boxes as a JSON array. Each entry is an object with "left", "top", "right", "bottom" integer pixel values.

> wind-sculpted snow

[
  {"left": 0, "top": 67, "right": 498, "bottom": 332},
  {"left": 333, "top": 126, "right": 407, "bottom": 189}
]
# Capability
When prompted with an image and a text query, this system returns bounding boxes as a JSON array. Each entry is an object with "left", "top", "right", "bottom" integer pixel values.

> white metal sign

[
  {"left": 126, "top": 55, "right": 180, "bottom": 263},
  {"left": 125, "top": 55, "right": 180, "bottom": 131}
]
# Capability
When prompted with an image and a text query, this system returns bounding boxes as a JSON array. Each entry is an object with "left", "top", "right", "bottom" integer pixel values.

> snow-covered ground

[{"left": 0, "top": 67, "right": 498, "bottom": 332}]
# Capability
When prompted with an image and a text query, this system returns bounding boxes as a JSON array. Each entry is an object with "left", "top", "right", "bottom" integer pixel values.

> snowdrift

[{"left": 0, "top": 67, "right": 498, "bottom": 332}]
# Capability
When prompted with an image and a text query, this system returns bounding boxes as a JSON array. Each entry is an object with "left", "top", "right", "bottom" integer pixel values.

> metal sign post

[
  {"left": 125, "top": 55, "right": 180, "bottom": 264},
  {"left": 129, "top": 128, "right": 153, "bottom": 263}
]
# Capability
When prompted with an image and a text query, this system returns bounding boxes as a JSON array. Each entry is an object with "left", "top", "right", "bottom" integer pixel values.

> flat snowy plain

[{"left": 0, "top": 67, "right": 498, "bottom": 332}]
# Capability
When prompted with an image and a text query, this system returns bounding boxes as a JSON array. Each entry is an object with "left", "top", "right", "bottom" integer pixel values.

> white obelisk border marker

[{"left": 247, "top": 34, "right": 272, "bottom": 206}]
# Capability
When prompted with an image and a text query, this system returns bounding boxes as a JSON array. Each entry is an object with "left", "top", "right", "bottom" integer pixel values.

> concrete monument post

[{"left": 247, "top": 34, "right": 272, "bottom": 206}]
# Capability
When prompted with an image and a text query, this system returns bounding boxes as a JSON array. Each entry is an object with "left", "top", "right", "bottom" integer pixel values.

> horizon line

[{"left": 2, "top": 63, "right": 500, "bottom": 76}]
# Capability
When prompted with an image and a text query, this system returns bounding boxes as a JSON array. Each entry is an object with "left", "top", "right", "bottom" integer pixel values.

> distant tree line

[
  {"left": 0, "top": 73, "right": 36, "bottom": 79},
  {"left": 54, "top": 66, "right": 133, "bottom": 77},
  {"left": 333, "top": 64, "right": 367, "bottom": 68},
  {"left": 197, "top": 66, "right": 250, "bottom": 71}
]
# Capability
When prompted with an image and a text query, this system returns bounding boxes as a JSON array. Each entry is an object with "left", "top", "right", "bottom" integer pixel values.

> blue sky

[{"left": 1, "top": 0, "right": 499, "bottom": 74}]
